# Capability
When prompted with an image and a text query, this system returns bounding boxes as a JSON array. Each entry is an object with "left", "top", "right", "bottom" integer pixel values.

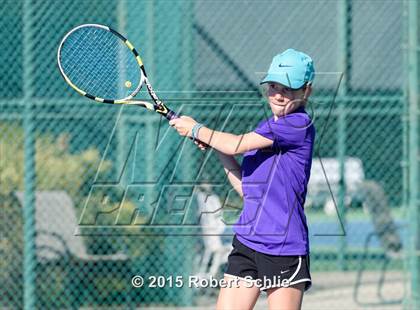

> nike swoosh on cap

[{"left": 278, "top": 64, "right": 293, "bottom": 67}]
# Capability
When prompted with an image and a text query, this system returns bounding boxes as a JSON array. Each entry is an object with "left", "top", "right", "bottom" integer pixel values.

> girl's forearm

[{"left": 197, "top": 127, "right": 243, "bottom": 155}]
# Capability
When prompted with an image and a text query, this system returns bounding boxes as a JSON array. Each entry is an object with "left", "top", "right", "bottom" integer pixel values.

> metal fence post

[
  {"left": 22, "top": 0, "right": 37, "bottom": 308},
  {"left": 405, "top": 0, "right": 420, "bottom": 308},
  {"left": 180, "top": 1, "right": 195, "bottom": 305},
  {"left": 337, "top": 0, "right": 352, "bottom": 271}
]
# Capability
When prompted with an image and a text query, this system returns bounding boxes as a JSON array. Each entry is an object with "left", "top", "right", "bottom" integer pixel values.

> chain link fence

[{"left": 1, "top": 0, "right": 418, "bottom": 309}]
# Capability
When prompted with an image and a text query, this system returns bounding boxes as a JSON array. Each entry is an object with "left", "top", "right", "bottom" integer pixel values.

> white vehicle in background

[{"left": 307, "top": 157, "right": 402, "bottom": 257}]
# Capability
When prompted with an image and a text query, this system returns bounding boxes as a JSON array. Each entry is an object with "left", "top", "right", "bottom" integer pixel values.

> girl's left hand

[{"left": 169, "top": 116, "right": 197, "bottom": 138}]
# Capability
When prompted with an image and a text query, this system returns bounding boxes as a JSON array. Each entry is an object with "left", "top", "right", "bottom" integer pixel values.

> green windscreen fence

[{"left": 0, "top": 0, "right": 418, "bottom": 308}]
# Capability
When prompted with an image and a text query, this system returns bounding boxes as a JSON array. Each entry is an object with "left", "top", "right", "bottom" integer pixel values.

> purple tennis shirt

[{"left": 234, "top": 107, "right": 315, "bottom": 255}]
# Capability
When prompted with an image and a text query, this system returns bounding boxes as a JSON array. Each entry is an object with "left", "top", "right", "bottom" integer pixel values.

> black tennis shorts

[{"left": 225, "top": 235, "right": 311, "bottom": 291}]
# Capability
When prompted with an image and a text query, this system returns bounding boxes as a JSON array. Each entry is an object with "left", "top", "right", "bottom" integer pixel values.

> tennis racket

[{"left": 57, "top": 23, "right": 178, "bottom": 120}]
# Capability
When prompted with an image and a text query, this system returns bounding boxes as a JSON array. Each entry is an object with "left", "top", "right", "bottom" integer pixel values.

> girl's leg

[
  {"left": 216, "top": 276, "right": 261, "bottom": 310},
  {"left": 266, "top": 283, "right": 306, "bottom": 310}
]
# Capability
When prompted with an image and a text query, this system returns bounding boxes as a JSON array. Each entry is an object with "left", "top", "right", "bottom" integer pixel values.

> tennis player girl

[{"left": 170, "top": 49, "right": 315, "bottom": 310}]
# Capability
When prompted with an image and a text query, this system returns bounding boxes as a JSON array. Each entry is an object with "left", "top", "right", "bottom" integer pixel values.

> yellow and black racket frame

[{"left": 57, "top": 23, "right": 177, "bottom": 120}]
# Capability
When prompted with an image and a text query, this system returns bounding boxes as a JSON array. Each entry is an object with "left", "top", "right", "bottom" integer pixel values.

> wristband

[{"left": 191, "top": 123, "right": 204, "bottom": 141}]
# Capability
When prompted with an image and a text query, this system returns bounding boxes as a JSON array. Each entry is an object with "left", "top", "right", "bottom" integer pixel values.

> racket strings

[{"left": 59, "top": 26, "right": 141, "bottom": 100}]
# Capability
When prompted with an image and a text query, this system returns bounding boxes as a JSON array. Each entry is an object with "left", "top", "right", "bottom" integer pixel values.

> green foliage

[
  {"left": 0, "top": 193, "right": 23, "bottom": 308},
  {"left": 0, "top": 122, "right": 110, "bottom": 197}
]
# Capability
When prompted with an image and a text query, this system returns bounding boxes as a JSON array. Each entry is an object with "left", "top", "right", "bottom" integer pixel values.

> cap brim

[{"left": 260, "top": 74, "right": 304, "bottom": 89}]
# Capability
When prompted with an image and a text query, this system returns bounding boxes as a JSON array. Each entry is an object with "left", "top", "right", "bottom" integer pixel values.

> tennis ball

[{"left": 125, "top": 80, "right": 132, "bottom": 88}]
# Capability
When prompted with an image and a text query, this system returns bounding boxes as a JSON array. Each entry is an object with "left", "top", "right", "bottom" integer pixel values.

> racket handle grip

[
  {"left": 166, "top": 110, "right": 179, "bottom": 120},
  {"left": 166, "top": 110, "right": 210, "bottom": 149}
]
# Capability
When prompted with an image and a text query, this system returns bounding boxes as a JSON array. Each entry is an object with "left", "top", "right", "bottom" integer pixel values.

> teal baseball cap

[{"left": 260, "top": 49, "right": 315, "bottom": 89}]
